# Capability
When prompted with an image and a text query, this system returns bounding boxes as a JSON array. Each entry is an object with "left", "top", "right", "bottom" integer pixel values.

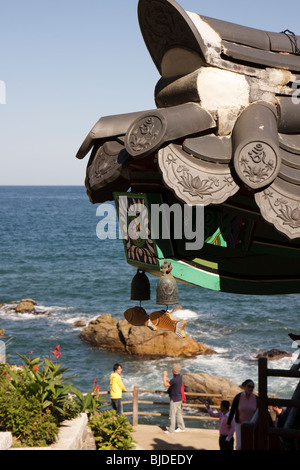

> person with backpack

[{"left": 163, "top": 364, "right": 186, "bottom": 434}]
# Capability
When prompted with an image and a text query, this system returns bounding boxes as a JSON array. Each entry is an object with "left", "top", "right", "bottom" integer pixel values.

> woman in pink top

[{"left": 227, "top": 379, "right": 257, "bottom": 450}]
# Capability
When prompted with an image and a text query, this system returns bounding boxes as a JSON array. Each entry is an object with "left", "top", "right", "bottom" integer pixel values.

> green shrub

[
  {"left": 0, "top": 380, "right": 58, "bottom": 447},
  {"left": 0, "top": 348, "right": 105, "bottom": 447},
  {"left": 71, "top": 385, "right": 105, "bottom": 418},
  {"left": 0, "top": 349, "right": 107, "bottom": 447},
  {"left": 6, "top": 351, "right": 80, "bottom": 423},
  {"left": 88, "top": 410, "right": 136, "bottom": 450}
]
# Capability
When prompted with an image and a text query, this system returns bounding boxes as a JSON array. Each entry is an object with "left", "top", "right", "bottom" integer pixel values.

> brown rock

[
  {"left": 256, "top": 349, "right": 292, "bottom": 361},
  {"left": 80, "top": 314, "right": 127, "bottom": 353},
  {"left": 73, "top": 320, "right": 86, "bottom": 327},
  {"left": 183, "top": 372, "right": 242, "bottom": 406},
  {"left": 15, "top": 299, "right": 37, "bottom": 313},
  {"left": 0, "top": 329, "right": 4, "bottom": 336},
  {"left": 79, "top": 314, "right": 216, "bottom": 358}
]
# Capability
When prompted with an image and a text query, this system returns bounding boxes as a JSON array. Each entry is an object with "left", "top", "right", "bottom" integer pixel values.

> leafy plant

[
  {"left": 88, "top": 410, "right": 136, "bottom": 450},
  {"left": 0, "top": 379, "right": 58, "bottom": 447},
  {"left": 71, "top": 384, "right": 105, "bottom": 418},
  {"left": 6, "top": 350, "right": 78, "bottom": 422},
  {"left": 1, "top": 349, "right": 130, "bottom": 449}
]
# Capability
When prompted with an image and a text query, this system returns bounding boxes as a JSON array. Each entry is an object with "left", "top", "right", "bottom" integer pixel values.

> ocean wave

[
  {"left": 0, "top": 302, "right": 97, "bottom": 326},
  {"left": 40, "top": 305, "right": 72, "bottom": 312},
  {"left": 0, "top": 308, "right": 46, "bottom": 322},
  {"left": 169, "top": 308, "right": 198, "bottom": 320}
]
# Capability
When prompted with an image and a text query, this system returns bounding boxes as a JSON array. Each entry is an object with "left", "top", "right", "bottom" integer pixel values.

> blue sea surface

[{"left": 0, "top": 186, "right": 299, "bottom": 424}]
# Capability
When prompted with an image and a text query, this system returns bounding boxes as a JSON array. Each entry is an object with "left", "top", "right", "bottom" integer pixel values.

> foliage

[
  {"left": 71, "top": 383, "right": 105, "bottom": 418},
  {"left": 0, "top": 347, "right": 104, "bottom": 447},
  {"left": 88, "top": 410, "right": 136, "bottom": 450},
  {"left": 0, "top": 377, "right": 58, "bottom": 447},
  {"left": 1, "top": 348, "right": 132, "bottom": 449},
  {"left": 6, "top": 350, "right": 80, "bottom": 422}
]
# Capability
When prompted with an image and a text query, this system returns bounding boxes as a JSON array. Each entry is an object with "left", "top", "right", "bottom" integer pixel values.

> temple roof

[
  {"left": 138, "top": 0, "right": 300, "bottom": 75},
  {"left": 76, "top": 0, "right": 300, "bottom": 241}
]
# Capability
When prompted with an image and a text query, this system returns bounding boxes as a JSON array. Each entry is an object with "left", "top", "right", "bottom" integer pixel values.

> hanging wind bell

[
  {"left": 124, "top": 262, "right": 186, "bottom": 338},
  {"left": 156, "top": 260, "right": 179, "bottom": 308},
  {"left": 130, "top": 269, "right": 150, "bottom": 305},
  {"left": 125, "top": 268, "right": 150, "bottom": 327}
]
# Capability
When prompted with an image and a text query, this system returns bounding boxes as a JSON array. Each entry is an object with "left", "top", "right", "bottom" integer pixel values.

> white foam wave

[
  {"left": 169, "top": 308, "right": 198, "bottom": 320},
  {"left": 40, "top": 305, "right": 71, "bottom": 312},
  {"left": 0, "top": 302, "right": 98, "bottom": 326},
  {"left": 0, "top": 308, "right": 46, "bottom": 321},
  {"left": 268, "top": 355, "right": 296, "bottom": 370},
  {"left": 211, "top": 346, "right": 228, "bottom": 354},
  {"left": 64, "top": 315, "right": 99, "bottom": 327}
]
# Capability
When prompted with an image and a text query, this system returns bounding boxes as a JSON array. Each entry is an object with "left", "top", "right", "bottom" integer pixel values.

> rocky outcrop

[
  {"left": 79, "top": 314, "right": 216, "bottom": 358},
  {"left": 256, "top": 349, "right": 292, "bottom": 361},
  {"left": 73, "top": 320, "right": 86, "bottom": 327},
  {"left": 182, "top": 372, "right": 242, "bottom": 405},
  {"left": 15, "top": 299, "right": 37, "bottom": 313},
  {"left": 5, "top": 299, "right": 50, "bottom": 315}
]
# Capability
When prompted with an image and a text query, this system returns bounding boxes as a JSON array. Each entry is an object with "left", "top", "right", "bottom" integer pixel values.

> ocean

[{"left": 0, "top": 186, "right": 299, "bottom": 425}]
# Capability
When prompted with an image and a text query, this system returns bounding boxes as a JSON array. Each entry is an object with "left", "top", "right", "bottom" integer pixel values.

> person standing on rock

[
  {"left": 110, "top": 363, "right": 126, "bottom": 415},
  {"left": 163, "top": 364, "right": 185, "bottom": 434}
]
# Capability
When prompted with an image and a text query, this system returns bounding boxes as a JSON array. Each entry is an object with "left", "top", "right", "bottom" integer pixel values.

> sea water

[{"left": 0, "top": 186, "right": 299, "bottom": 425}]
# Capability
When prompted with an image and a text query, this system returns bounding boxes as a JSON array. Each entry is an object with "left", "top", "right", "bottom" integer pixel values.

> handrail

[
  {"left": 97, "top": 387, "right": 236, "bottom": 426},
  {"left": 255, "top": 356, "right": 300, "bottom": 450}
]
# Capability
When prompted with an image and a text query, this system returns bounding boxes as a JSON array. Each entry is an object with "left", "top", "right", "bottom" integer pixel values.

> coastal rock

[
  {"left": 80, "top": 314, "right": 127, "bottom": 353},
  {"left": 73, "top": 320, "right": 86, "bottom": 327},
  {"left": 182, "top": 372, "right": 242, "bottom": 405},
  {"left": 79, "top": 314, "right": 216, "bottom": 358},
  {"left": 8, "top": 299, "right": 51, "bottom": 316},
  {"left": 0, "top": 329, "right": 4, "bottom": 336},
  {"left": 256, "top": 349, "right": 292, "bottom": 361},
  {"left": 15, "top": 299, "right": 37, "bottom": 313}
]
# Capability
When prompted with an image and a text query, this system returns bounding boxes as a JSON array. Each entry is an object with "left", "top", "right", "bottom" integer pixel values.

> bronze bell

[
  {"left": 130, "top": 269, "right": 150, "bottom": 301},
  {"left": 156, "top": 261, "right": 179, "bottom": 307}
]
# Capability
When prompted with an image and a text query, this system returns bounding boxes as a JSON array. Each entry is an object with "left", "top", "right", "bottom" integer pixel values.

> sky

[{"left": 0, "top": 0, "right": 299, "bottom": 185}]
